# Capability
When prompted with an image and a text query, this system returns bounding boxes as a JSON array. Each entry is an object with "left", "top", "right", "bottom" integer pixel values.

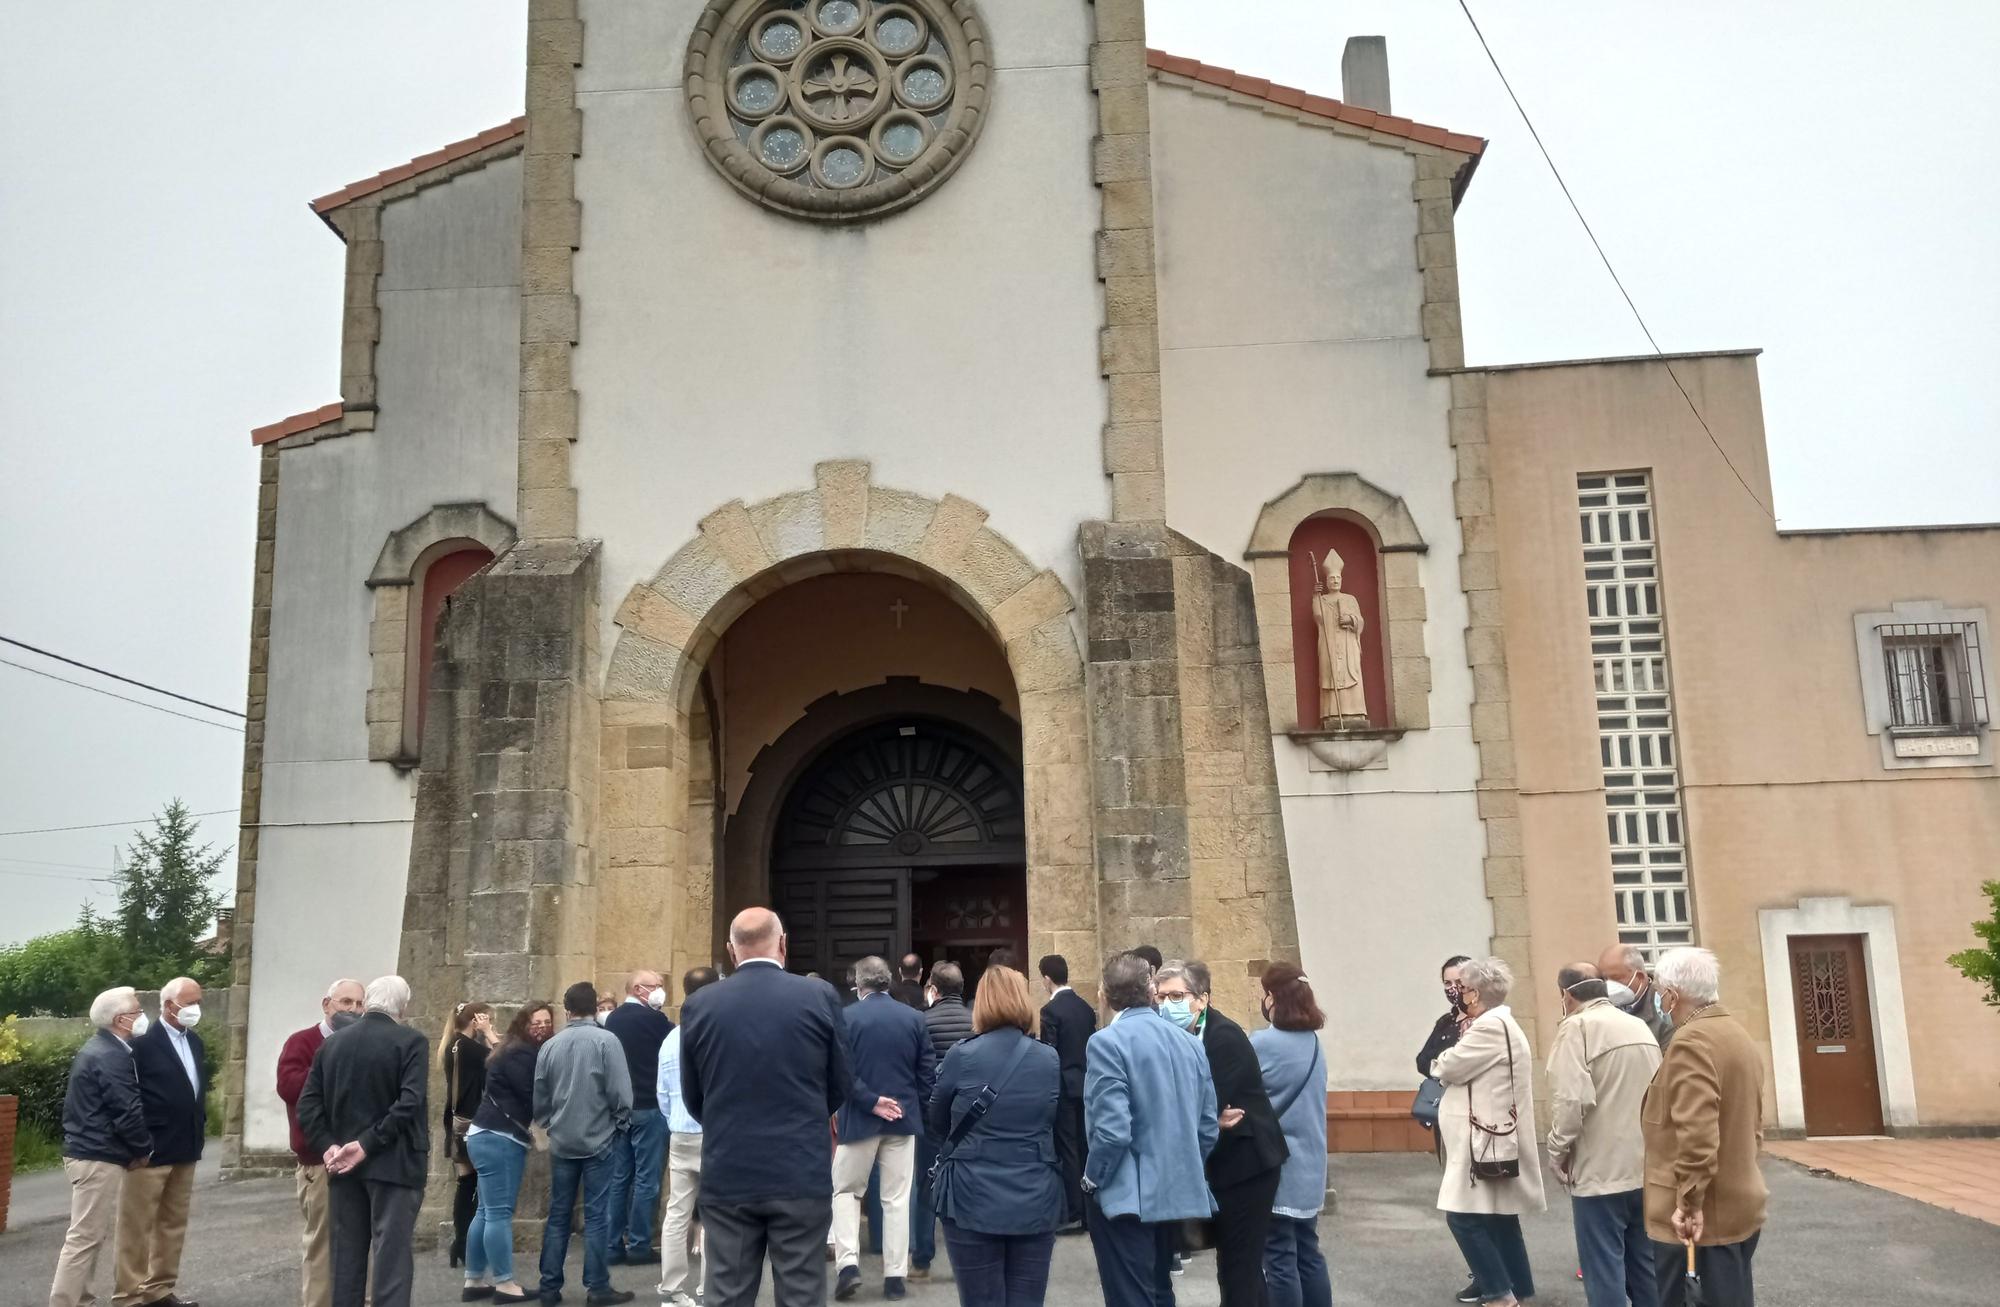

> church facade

[{"left": 222, "top": 0, "right": 2000, "bottom": 1171}]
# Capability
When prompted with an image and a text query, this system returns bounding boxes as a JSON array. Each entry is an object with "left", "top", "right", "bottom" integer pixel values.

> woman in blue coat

[{"left": 925, "top": 965, "right": 1066, "bottom": 1307}]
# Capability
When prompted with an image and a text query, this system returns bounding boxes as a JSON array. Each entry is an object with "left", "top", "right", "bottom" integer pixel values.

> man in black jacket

[
  {"left": 1037, "top": 954, "right": 1096, "bottom": 1229},
  {"left": 297, "top": 975, "right": 431, "bottom": 1307},
  {"left": 50, "top": 986, "right": 153, "bottom": 1307},
  {"left": 887, "top": 955, "right": 927, "bottom": 1011},
  {"left": 681, "top": 908, "right": 851, "bottom": 1307},
  {"left": 117, "top": 976, "right": 209, "bottom": 1307}
]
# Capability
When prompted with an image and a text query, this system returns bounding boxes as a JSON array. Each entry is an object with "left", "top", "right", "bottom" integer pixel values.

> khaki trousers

[
  {"left": 298, "top": 1163, "right": 332, "bottom": 1307},
  {"left": 832, "top": 1134, "right": 914, "bottom": 1278},
  {"left": 49, "top": 1158, "right": 124, "bottom": 1307},
  {"left": 658, "top": 1132, "right": 704, "bottom": 1296},
  {"left": 114, "top": 1161, "right": 196, "bottom": 1307}
]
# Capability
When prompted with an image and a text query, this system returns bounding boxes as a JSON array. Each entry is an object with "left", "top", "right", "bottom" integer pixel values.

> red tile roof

[
  {"left": 309, "top": 117, "right": 526, "bottom": 218},
  {"left": 251, "top": 402, "right": 343, "bottom": 447},
  {"left": 1147, "top": 50, "right": 1486, "bottom": 159}
]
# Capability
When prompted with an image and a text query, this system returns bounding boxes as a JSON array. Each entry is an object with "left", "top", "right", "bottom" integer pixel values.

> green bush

[
  {"left": 1947, "top": 879, "right": 2000, "bottom": 1010},
  {"left": 0, "top": 1028, "right": 85, "bottom": 1138},
  {"left": 12, "top": 1119, "right": 63, "bottom": 1173}
]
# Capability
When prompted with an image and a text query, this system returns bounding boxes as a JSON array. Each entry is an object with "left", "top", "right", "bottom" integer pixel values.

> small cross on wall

[{"left": 889, "top": 597, "right": 910, "bottom": 630}]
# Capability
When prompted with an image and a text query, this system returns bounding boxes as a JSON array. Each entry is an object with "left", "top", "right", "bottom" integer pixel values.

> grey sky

[{"left": 2, "top": 2, "right": 1995, "bottom": 946}]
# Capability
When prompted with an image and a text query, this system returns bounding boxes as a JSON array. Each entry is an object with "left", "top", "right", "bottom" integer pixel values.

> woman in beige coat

[{"left": 1432, "top": 957, "right": 1546, "bottom": 1306}]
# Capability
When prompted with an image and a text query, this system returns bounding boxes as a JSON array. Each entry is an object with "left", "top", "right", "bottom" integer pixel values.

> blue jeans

[
  {"left": 540, "top": 1138, "right": 618, "bottom": 1295},
  {"left": 1263, "top": 1216, "right": 1330, "bottom": 1307},
  {"left": 911, "top": 1135, "right": 938, "bottom": 1268},
  {"left": 464, "top": 1131, "right": 529, "bottom": 1284},
  {"left": 1574, "top": 1190, "right": 1658, "bottom": 1307},
  {"left": 610, "top": 1107, "right": 668, "bottom": 1255},
  {"left": 941, "top": 1219, "right": 1056, "bottom": 1307},
  {"left": 1445, "top": 1212, "right": 1535, "bottom": 1303}
]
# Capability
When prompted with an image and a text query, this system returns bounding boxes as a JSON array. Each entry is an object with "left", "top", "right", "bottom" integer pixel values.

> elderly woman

[
  {"left": 1432, "top": 957, "right": 1544, "bottom": 1307},
  {"left": 1644, "top": 948, "right": 1767, "bottom": 1307}
]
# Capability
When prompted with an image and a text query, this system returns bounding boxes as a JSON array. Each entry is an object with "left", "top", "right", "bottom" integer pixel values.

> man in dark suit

[
  {"left": 296, "top": 975, "right": 431, "bottom": 1307},
  {"left": 1037, "top": 954, "right": 1095, "bottom": 1229},
  {"left": 831, "top": 956, "right": 934, "bottom": 1302},
  {"left": 681, "top": 908, "right": 853, "bottom": 1307},
  {"left": 887, "top": 955, "right": 927, "bottom": 1011},
  {"left": 118, "top": 975, "right": 208, "bottom": 1307}
]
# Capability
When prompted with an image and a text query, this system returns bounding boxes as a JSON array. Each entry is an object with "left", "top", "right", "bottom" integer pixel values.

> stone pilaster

[
  {"left": 1090, "top": 0, "right": 1166, "bottom": 522},
  {"left": 1081, "top": 521, "right": 1193, "bottom": 959},
  {"left": 220, "top": 445, "right": 283, "bottom": 1175},
  {"left": 518, "top": 0, "right": 584, "bottom": 540}
]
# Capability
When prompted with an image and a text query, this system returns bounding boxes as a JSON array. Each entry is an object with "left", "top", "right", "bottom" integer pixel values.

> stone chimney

[{"left": 1341, "top": 36, "right": 1391, "bottom": 113}]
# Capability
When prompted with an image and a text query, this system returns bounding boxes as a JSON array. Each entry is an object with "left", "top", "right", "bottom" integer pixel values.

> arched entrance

[{"left": 771, "top": 713, "right": 1026, "bottom": 983}]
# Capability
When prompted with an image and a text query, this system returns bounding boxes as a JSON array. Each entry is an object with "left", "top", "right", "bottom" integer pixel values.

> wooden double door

[
  {"left": 777, "top": 864, "right": 1027, "bottom": 992},
  {"left": 1788, "top": 933, "right": 1885, "bottom": 1136}
]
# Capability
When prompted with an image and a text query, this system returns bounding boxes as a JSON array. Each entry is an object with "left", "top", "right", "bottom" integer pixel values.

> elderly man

[
  {"left": 831, "top": 956, "right": 935, "bottom": 1302},
  {"left": 296, "top": 976, "right": 431, "bottom": 1307},
  {"left": 49, "top": 987, "right": 153, "bottom": 1307},
  {"left": 277, "top": 978, "right": 367, "bottom": 1307},
  {"left": 116, "top": 977, "right": 209, "bottom": 1307},
  {"left": 1547, "top": 963, "right": 1663, "bottom": 1307},
  {"left": 658, "top": 966, "right": 720, "bottom": 1307},
  {"left": 604, "top": 968, "right": 674, "bottom": 1267},
  {"left": 1083, "top": 953, "right": 1218, "bottom": 1307},
  {"left": 536, "top": 981, "right": 637, "bottom": 1307},
  {"left": 680, "top": 908, "right": 852, "bottom": 1307},
  {"left": 1597, "top": 944, "right": 1676, "bottom": 1047},
  {"left": 1643, "top": 948, "right": 1767, "bottom": 1307}
]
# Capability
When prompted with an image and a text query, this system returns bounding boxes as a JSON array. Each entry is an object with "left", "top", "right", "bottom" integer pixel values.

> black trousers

[
  {"left": 328, "top": 1176, "right": 422, "bottom": 1307},
  {"left": 1212, "top": 1170, "right": 1281, "bottom": 1307},
  {"left": 1654, "top": 1231, "right": 1759, "bottom": 1307},
  {"left": 1086, "top": 1197, "right": 1176, "bottom": 1307},
  {"left": 701, "top": 1194, "right": 833, "bottom": 1307},
  {"left": 450, "top": 1171, "right": 478, "bottom": 1260},
  {"left": 1052, "top": 1096, "right": 1087, "bottom": 1225}
]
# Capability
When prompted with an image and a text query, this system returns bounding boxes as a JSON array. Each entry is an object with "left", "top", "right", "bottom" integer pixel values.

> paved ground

[
  {"left": 4, "top": 1152, "right": 1996, "bottom": 1305},
  {"left": 1764, "top": 1137, "right": 2000, "bottom": 1227}
]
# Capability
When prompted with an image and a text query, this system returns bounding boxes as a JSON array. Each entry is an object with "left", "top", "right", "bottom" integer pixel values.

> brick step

[{"left": 1325, "top": 1090, "right": 1432, "bottom": 1153}]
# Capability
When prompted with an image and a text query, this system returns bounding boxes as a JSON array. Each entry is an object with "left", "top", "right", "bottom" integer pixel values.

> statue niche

[{"left": 1287, "top": 515, "right": 1386, "bottom": 732}]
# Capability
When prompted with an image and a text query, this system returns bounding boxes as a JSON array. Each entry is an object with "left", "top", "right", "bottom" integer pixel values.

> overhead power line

[
  {"left": 0, "top": 657, "right": 246, "bottom": 734},
  {"left": 1453, "top": 0, "right": 1775, "bottom": 521},
  {"left": 0, "top": 866, "right": 114, "bottom": 884},
  {"left": 0, "top": 635, "right": 245, "bottom": 717},
  {"left": 0, "top": 808, "right": 239, "bottom": 839}
]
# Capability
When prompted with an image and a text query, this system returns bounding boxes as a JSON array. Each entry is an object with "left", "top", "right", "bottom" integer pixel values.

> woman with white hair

[{"left": 1430, "top": 957, "right": 1544, "bottom": 1306}]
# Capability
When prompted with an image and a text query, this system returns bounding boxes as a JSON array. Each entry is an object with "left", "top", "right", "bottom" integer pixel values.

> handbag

[
  {"left": 1466, "top": 1019, "right": 1521, "bottom": 1184},
  {"left": 927, "top": 1034, "right": 1037, "bottom": 1186},
  {"left": 1411, "top": 1077, "right": 1445, "bottom": 1129}
]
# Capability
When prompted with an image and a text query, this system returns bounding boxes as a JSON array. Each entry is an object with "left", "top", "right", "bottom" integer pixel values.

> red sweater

[{"left": 275, "top": 1022, "right": 326, "bottom": 1166}]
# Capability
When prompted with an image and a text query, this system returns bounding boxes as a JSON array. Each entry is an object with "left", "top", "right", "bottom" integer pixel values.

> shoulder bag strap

[
  {"left": 1270, "top": 1040, "right": 1323, "bottom": 1121},
  {"left": 937, "top": 1034, "right": 1037, "bottom": 1160}
]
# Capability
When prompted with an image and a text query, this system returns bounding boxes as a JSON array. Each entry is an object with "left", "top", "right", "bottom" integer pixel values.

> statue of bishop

[{"left": 1312, "top": 549, "right": 1369, "bottom": 728}]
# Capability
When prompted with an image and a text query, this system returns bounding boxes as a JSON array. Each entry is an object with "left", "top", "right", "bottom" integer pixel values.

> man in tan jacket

[
  {"left": 1547, "top": 963, "right": 1663, "bottom": 1307},
  {"left": 1642, "top": 947, "right": 1767, "bottom": 1307}
]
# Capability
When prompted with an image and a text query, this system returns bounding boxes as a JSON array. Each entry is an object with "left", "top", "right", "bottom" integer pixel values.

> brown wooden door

[
  {"left": 775, "top": 868, "right": 908, "bottom": 983},
  {"left": 1788, "top": 934, "right": 1885, "bottom": 1136}
]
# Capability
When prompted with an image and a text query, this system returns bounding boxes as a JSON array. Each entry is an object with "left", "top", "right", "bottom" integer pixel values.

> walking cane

[{"left": 1683, "top": 1239, "right": 1706, "bottom": 1305}]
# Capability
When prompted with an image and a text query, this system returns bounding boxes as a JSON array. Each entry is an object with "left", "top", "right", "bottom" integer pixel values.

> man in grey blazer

[{"left": 1082, "top": 953, "right": 1218, "bottom": 1307}]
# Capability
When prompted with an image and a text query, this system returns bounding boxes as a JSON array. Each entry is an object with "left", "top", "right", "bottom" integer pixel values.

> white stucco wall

[
  {"left": 245, "top": 157, "right": 522, "bottom": 1152},
  {"left": 1151, "top": 85, "right": 1491, "bottom": 1089},
  {"left": 570, "top": 0, "right": 1109, "bottom": 650}
]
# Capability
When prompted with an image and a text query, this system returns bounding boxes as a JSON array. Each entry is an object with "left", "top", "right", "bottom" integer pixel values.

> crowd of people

[{"left": 43, "top": 917, "right": 1767, "bottom": 1307}]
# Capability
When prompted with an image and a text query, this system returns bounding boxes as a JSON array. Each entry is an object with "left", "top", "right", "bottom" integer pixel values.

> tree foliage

[
  {"left": 0, "top": 800, "right": 230, "bottom": 1017},
  {"left": 1947, "top": 879, "right": 2000, "bottom": 1010}
]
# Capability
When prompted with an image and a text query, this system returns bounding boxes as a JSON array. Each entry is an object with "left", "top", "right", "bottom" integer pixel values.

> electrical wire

[
  {"left": 0, "top": 855, "right": 121, "bottom": 873},
  {"left": 1453, "top": 0, "right": 1775, "bottom": 520},
  {"left": 0, "top": 657, "right": 245, "bottom": 734},
  {"left": 0, "top": 808, "right": 239, "bottom": 838},
  {"left": 0, "top": 634, "right": 244, "bottom": 717},
  {"left": 0, "top": 866, "right": 114, "bottom": 884}
]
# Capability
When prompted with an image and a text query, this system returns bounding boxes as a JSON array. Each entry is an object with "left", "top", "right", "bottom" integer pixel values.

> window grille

[
  {"left": 1877, "top": 622, "right": 1988, "bottom": 731},
  {"left": 1578, "top": 473, "right": 1694, "bottom": 958}
]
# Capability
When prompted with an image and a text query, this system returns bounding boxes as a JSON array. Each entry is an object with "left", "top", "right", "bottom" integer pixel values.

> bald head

[
  {"left": 729, "top": 907, "right": 785, "bottom": 963},
  {"left": 1597, "top": 944, "right": 1649, "bottom": 992}
]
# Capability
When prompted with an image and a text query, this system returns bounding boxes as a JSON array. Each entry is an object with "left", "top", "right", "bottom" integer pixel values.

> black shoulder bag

[
  {"left": 927, "top": 1034, "right": 1036, "bottom": 1185},
  {"left": 1467, "top": 1021, "right": 1521, "bottom": 1184}
]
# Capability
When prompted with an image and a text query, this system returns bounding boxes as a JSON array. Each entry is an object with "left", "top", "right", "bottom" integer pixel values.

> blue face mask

[{"left": 1159, "top": 998, "right": 1196, "bottom": 1029}]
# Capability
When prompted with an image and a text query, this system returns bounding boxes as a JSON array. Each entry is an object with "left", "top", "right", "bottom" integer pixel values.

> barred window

[{"left": 1878, "top": 623, "right": 1988, "bottom": 731}]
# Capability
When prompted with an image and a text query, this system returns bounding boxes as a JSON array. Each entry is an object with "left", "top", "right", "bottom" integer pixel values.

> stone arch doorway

[{"left": 729, "top": 682, "right": 1028, "bottom": 986}]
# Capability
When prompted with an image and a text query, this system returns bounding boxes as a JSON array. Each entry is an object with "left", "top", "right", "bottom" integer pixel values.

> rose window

[{"left": 687, "top": 0, "right": 991, "bottom": 221}]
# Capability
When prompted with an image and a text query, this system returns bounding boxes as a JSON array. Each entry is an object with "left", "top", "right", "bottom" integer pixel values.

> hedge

[{"left": 0, "top": 1025, "right": 224, "bottom": 1142}]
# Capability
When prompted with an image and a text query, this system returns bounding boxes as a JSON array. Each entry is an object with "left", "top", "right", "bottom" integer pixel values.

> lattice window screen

[{"left": 1578, "top": 472, "right": 1694, "bottom": 957}]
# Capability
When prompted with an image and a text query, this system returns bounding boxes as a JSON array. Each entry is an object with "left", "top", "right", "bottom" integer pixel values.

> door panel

[
  {"left": 1788, "top": 934, "right": 1885, "bottom": 1136},
  {"left": 777, "top": 868, "right": 907, "bottom": 982}
]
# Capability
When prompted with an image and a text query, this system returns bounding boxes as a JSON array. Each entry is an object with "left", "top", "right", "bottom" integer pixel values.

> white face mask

[
  {"left": 646, "top": 988, "right": 667, "bottom": 1010},
  {"left": 1603, "top": 980, "right": 1637, "bottom": 1008},
  {"left": 128, "top": 1012, "right": 151, "bottom": 1039},
  {"left": 596, "top": 1011, "right": 610, "bottom": 1025},
  {"left": 175, "top": 1003, "right": 203, "bottom": 1030}
]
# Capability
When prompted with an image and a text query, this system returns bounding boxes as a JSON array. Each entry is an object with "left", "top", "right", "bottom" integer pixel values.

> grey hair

[
  {"left": 364, "top": 975, "right": 413, "bottom": 1018},
  {"left": 325, "top": 977, "right": 364, "bottom": 1000},
  {"left": 1153, "top": 960, "right": 1193, "bottom": 991},
  {"left": 1458, "top": 956, "right": 1514, "bottom": 1007},
  {"left": 1654, "top": 947, "right": 1720, "bottom": 1006},
  {"left": 1102, "top": 954, "right": 1154, "bottom": 1012},
  {"left": 853, "top": 955, "right": 893, "bottom": 993},
  {"left": 1608, "top": 944, "right": 1648, "bottom": 975},
  {"left": 90, "top": 986, "right": 138, "bottom": 1029},
  {"left": 159, "top": 976, "right": 197, "bottom": 1005}
]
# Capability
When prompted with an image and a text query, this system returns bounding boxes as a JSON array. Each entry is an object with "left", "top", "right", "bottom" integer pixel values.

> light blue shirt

[
  {"left": 164, "top": 1021, "right": 199, "bottom": 1095},
  {"left": 659, "top": 1026, "right": 701, "bottom": 1135}
]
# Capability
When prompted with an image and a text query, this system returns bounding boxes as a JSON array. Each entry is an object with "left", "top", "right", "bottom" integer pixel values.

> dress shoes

[
  {"left": 585, "top": 1291, "right": 636, "bottom": 1306},
  {"left": 835, "top": 1266, "right": 862, "bottom": 1301},
  {"left": 145, "top": 1297, "right": 200, "bottom": 1307},
  {"left": 884, "top": 1277, "right": 907, "bottom": 1300}
]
